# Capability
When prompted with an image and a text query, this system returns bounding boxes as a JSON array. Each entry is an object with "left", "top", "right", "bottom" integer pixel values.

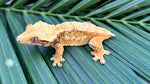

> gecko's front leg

[{"left": 50, "top": 41, "right": 65, "bottom": 67}]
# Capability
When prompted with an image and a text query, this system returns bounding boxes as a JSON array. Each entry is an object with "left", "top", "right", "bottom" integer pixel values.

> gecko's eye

[{"left": 31, "top": 37, "right": 38, "bottom": 43}]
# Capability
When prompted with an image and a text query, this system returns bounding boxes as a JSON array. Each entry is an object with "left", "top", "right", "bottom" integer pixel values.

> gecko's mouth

[
  {"left": 17, "top": 41, "right": 42, "bottom": 45},
  {"left": 16, "top": 36, "right": 49, "bottom": 46},
  {"left": 38, "top": 40, "right": 49, "bottom": 46}
]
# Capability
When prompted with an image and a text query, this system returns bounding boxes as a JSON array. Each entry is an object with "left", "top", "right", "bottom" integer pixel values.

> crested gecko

[{"left": 17, "top": 21, "right": 115, "bottom": 67}]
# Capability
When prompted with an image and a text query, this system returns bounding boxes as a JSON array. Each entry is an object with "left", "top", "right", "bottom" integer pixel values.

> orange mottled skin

[{"left": 17, "top": 21, "right": 115, "bottom": 67}]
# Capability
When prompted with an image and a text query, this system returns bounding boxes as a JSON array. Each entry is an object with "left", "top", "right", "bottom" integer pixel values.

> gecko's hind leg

[
  {"left": 89, "top": 36, "right": 110, "bottom": 64},
  {"left": 50, "top": 43, "right": 65, "bottom": 67}
]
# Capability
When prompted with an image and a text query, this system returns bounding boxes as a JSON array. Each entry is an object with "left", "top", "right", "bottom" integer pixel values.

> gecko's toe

[
  {"left": 50, "top": 57, "right": 54, "bottom": 61},
  {"left": 91, "top": 51, "right": 97, "bottom": 55},
  {"left": 52, "top": 62, "right": 62, "bottom": 67},
  {"left": 104, "top": 50, "right": 110, "bottom": 55},
  {"left": 61, "top": 58, "right": 65, "bottom": 62},
  {"left": 93, "top": 57, "right": 98, "bottom": 61},
  {"left": 100, "top": 59, "right": 105, "bottom": 64},
  {"left": 52, "top": 62, "right": 57, "bottom": 67},
  {"left": 58, "top": 63, "right": 62, "bottom": 67}
]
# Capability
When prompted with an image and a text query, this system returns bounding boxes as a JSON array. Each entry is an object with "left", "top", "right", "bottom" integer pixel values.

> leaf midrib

[{"left": 0, "top": 7, "right": 150, "bottom": 26}]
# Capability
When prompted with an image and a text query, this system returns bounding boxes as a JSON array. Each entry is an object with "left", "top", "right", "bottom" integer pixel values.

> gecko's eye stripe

[{"left": 31, "top": 37, "right": 38, "bottom": 43}]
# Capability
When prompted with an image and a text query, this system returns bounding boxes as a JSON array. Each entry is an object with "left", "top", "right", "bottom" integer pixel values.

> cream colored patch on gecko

[
  {"left": 71, "top": 36, "right": 75, "bottom": 40},
  {"left": 65, "top": 35, "right": 70, "bottom": 40},
  {"left": 81, "top": 36, "right": 87, "bottom": 41},
  {"left": 75, "top": 37, "right": 81, "bottom": 41}
]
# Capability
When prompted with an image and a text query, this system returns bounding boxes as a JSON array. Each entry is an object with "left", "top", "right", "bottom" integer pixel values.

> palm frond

[{"left": 0, "top": 0, "right": 150, "bottom": 84}]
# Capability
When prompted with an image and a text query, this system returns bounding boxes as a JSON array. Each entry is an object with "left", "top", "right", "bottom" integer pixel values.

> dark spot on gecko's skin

[
  {"left": 39, "top": 40, "right": 48, "bottom": 43},
  {"left": 39, "top": 40, "right": 49, "bottom": 46},
  {"left": 31, "top": 37, "right": 38, "bottom": 43},
  {"left": 53, "top": 40, "right": 60, "bottom": 45},
  {"left": 89, "top": 44, "right": 96, "bottom": 48}
]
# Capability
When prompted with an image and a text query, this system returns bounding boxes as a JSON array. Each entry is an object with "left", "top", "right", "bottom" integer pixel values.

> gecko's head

[{"left": 16, "top": 21, "right": 57, "bottom": 45}]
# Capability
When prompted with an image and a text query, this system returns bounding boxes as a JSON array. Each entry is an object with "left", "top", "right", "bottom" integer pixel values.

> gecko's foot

[
  {"left": 104, "top": 50, "right": 110, "bottom": 55},
  {"left": 91, "top": 51, "right": 105, "bottom": 64},
  {"left": 50, "top": 55, "right": 65, "bottom": 67}
]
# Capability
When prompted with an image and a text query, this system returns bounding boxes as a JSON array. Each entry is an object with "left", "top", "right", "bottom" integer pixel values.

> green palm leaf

[{"left": 0, "top": 0, "right": 149, "bottom": 84}]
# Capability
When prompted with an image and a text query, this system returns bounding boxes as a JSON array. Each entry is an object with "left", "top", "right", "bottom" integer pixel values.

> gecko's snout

[{"left": 16, "top": 36, "right": 21, "bottom": 42}]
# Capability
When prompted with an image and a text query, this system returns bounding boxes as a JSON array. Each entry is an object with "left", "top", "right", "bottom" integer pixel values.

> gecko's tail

[{"left": 110, "top": 33, "right": 115, "bottom": 37}]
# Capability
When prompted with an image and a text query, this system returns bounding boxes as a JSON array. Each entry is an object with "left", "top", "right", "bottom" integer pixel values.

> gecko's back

[
  {"left": 56, "top": 21, "right": 108, "bottom": 35},
  {"left": 54, "top": 21, "right": 113, "bottom": 46}
]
